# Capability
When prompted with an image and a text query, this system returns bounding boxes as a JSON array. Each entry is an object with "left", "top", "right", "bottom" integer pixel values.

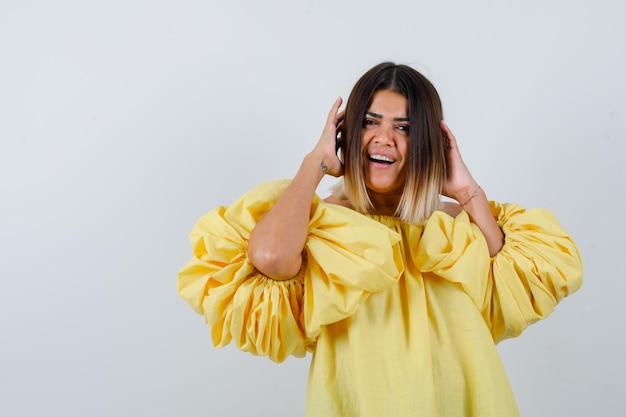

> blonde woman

[{"left": 177, "top": 62, "right": 583, "bottom": 417}]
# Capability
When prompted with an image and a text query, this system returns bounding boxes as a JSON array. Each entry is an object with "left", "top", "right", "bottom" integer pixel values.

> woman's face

[{"left": 360, "top": 89, "right": 410, "bottom": 195}]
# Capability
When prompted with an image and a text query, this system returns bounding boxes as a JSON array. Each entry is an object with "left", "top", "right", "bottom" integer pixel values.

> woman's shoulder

[
  {"left": 439, "top": 201, "right": 463, "bottom": 218},
  {"left": 323, "top": 195, "right": 354, "bottom": 210}
]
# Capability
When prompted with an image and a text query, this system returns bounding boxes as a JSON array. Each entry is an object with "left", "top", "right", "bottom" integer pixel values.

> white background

[{"left": 1, "top": 1, "right": 624, "bottom": 416}]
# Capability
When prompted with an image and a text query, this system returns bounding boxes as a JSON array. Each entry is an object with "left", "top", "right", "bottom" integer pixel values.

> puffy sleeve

[
  {"left": 416, "top": 201, "right": 583, "bottom": 343},
  {"left": 177, "top": 180, "right": 403, "bottom": 362}
]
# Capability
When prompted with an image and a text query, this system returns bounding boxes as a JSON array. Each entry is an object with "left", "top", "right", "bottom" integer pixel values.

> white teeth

[{"left": 370, "top": 154, "right": 394, "bottom": 163}]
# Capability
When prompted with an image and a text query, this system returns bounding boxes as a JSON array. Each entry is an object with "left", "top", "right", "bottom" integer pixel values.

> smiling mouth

[{"left": 369, "top": 154, "right": 395, "bottom": 164}]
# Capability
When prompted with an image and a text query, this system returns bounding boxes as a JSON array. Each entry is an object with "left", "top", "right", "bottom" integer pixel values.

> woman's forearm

[
  {"left": 248, "top": 98, "right": 344, "bottom": 280},
  {"left": 247, "top": 153, "right": 325, "bottom": 280}
]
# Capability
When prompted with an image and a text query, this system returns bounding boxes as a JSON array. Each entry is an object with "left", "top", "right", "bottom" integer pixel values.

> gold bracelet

[{"left": 459, "top": 186, "right": 481, "bottom": 207}]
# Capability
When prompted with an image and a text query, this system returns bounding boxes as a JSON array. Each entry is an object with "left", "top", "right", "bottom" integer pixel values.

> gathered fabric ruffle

[
  {"left": 177, "top": 180, "right": 404, "bottom": 362},
  {"left": 178, "top": 180, "right": 583, "bottom": 361},
  {"left": 416, "top": 202, "right": 583, "bottom": 343}
]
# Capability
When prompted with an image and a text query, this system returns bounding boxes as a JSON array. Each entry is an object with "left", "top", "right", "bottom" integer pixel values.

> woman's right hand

[{"left": 311, "top": 97, "right": 345, "bottom": 177}]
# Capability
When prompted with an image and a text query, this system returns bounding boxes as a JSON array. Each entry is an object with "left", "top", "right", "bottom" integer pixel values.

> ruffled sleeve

[
  {"left": 416, "top": 201, "right": 583, "bottom": 343},
  {"left": 177, "top": 180, "right": 403, "bottom": 362}
]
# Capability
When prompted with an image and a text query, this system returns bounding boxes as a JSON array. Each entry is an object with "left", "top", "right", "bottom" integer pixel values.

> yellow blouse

[{"left": 177, "top": 180, "right": 583, "bottom": 417}]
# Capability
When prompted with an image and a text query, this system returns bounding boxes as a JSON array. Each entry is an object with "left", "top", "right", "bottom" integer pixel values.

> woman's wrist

[
  {"left": 455, "top": 186, "right": 504, "bottom": 255},
  {"left": 450, "top": 182, "right": 481, "bottom": 206},
  {"left": 302, "top": 152, "right": 328, "bottom": 184},
  {"left": 459, "top": 185, "right": 482, "bottom": 207}
]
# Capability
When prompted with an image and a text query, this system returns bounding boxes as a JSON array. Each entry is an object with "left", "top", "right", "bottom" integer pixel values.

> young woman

[{"left": 177, "top": 62, "right": 583, "bottom": 416}]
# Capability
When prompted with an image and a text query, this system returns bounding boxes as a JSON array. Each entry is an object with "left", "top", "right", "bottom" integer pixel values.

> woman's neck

[{"left": 368, "top": 188, "right": 402, "bottom": 216}]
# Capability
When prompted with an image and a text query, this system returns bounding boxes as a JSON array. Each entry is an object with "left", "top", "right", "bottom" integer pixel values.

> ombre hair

[{"left": 332, "top": 62, "right": 447, "bottom": 225}]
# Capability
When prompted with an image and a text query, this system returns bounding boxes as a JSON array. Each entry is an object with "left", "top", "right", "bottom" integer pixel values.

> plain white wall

[{"left": 1, "top": 0, "right": 624, "bottom": 416}]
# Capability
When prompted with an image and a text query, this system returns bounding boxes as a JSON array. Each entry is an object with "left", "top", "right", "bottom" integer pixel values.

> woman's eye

[
  {"left": 363, "top": 119, "right": 377, "bottom": 127},
  {"left": 397, "top": 125, "right": 410, "bottom": 132}
]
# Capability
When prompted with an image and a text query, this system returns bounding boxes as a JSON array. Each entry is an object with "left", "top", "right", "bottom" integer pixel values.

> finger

[
  {"left": 440, "top": 120, "right": 458, "bottom": 150},
  {"left": 327, "top": 97, "right": 343, "bottom": 124}
]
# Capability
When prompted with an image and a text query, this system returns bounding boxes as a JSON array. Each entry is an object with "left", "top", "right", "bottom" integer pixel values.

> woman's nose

[{"left": 374, "top": 123, "right": 394, "bottom": 144}]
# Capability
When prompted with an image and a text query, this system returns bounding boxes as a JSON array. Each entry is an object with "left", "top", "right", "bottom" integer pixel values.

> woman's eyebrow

[{"left": 366, "top": 111, "right": 409, "bottom": 122}]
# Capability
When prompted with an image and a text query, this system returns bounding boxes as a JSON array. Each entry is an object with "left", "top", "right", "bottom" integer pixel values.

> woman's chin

[{"left": 366, "top": 181, "right": 404, "bottom": 196}]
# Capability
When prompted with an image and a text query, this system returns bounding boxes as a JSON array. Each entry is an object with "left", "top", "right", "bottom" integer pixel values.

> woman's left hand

[
  {"left": 440, "top": 121, "right": 504, "bottom": 255},
  {"left": 440, "top": 121, "right": 480, "bottom": 204}
]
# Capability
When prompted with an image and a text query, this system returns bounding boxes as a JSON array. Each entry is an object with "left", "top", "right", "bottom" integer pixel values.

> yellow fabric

[{"left": 177, "top": 180, "right": 583, "bottom": 417}]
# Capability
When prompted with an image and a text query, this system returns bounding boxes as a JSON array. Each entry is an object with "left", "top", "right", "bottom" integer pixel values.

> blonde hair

[{"left": 332, "top": 62, "right": 447, "bottom": 225}]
